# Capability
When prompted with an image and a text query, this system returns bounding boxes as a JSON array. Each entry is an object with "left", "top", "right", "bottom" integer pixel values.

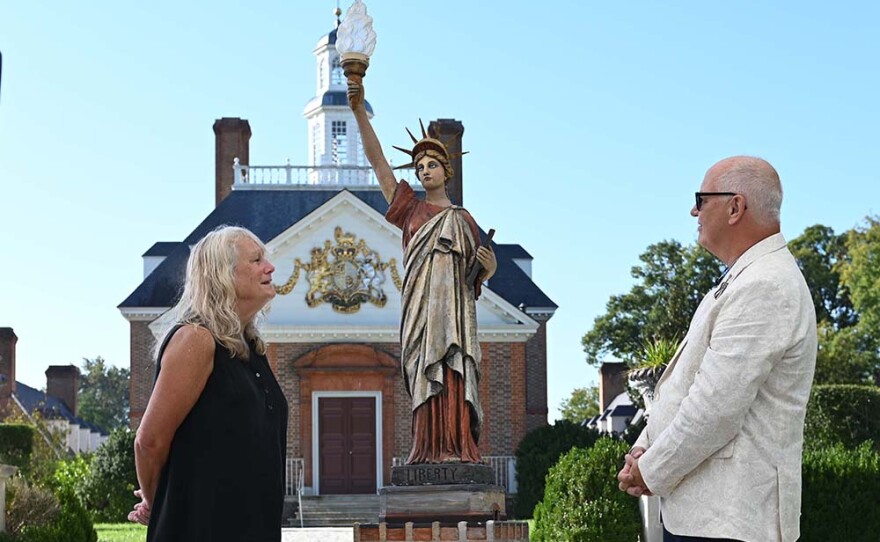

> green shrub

[
  {"left": 15, "top": 488, "right": 97, "bottom": 542},
  {"left": 49, "top": 454, "right": 92, "bottom": 509},
  {"left": 0, "top": 413, "right": 66, "bottom": 486},
  {"left": 513, "top": 420, "right": 599, "bottom": 518},
  {"left": 0, "top": 424, "right": 35, "bottom": 473},
  {"left": 800, "top": 442, "right": 880, "bottom": 541},
  {"left": 4, "top": 477, "right": 61, "bottom": 536},
  {"left": 804, "top": 384, "right": 880, "bottom": 451},
  {"left": 78, "top": 429, "right": 137, "bottom": 522},
  {"left": 532, "top": 438, "right": 640, "bottom": 542}
]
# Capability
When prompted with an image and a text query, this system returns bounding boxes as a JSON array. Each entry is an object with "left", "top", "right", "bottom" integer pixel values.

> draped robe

[{"left": 386, "top": 181, "right": 484, "bottom": 464}]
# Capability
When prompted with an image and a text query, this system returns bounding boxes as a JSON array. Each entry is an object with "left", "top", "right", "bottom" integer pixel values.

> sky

[{"left": 1, "top": 1, "right": 878, "bottom": 421}]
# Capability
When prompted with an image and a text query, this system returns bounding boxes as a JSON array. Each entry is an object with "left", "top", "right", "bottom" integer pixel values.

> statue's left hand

[{"left": 476, "top": 246, "right": 497, "bottom": 281}]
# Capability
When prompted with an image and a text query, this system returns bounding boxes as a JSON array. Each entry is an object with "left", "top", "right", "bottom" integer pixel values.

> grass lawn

[{"left": 94, "top": 523, "right": 147, "bottom": 542}]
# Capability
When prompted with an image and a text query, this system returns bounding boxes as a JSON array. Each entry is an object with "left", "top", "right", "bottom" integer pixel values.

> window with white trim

[
  {"left": 331, "top": 56, "right": 344, "bottom": 86},
  {"left": 331, "top": 121, "right": 347, "bottom": 164}
]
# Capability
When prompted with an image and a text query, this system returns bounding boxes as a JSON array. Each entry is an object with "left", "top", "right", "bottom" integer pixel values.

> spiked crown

[{"left": 392, "top": 119, "right": 468, "bottom": 170}]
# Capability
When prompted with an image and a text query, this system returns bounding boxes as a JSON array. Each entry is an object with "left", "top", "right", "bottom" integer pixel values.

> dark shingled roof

[
  {"left": 494, "top": 244, "right": 532, "bottom": 261},
  {"left": 120, "top": 188, "right": 556, "bottom": 312},
  {"left": 14, "top": 381, "right": 108, "bottom": 436},
  {"left": 143, "top": 242, "right": 181, "bottom": 257},
  {"left": 305, "top": 91, "right": 374, "bottom": 115},
  {"left": 609, "top": 404, "right": 638, "bottom": 417}
]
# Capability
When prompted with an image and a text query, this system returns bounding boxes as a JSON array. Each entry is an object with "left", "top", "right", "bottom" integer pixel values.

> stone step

[{"left": 296, "top": 494, "right": 381, "bottom": 527}]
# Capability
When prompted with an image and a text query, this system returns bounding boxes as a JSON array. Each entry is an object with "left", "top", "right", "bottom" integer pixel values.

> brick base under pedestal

[{"left": 354, "top": 521, "right": 529, "bottom": 542}]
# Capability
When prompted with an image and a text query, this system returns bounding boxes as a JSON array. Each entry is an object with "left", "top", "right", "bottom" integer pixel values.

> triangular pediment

[
  {"left": 263, "top": 191, "right": 538, "bottom": 342},
  {"left": 148, "top": 190, "right": 538, "bottom": 343}
]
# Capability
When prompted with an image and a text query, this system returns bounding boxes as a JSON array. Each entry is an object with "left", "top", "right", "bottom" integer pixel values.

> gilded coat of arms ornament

[{"left": 274, "top": 226, "right": 402, "bottom": 313}]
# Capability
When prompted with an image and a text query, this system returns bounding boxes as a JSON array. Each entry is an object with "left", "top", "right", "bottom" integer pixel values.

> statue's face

[{"left": 416, "top": 155, "right": 447, "bottom": 191}]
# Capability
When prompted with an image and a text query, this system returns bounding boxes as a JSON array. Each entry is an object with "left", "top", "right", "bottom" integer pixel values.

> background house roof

[
  {"left": 143, "top": 242, "right": 181, "bottom": 257},
  {"left": 13, "top": 381, "right": 108, "bottom": 436}
]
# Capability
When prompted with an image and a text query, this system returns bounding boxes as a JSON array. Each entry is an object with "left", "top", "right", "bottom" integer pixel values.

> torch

[{"left": 335, "top": 0, "right": 377, "bottom": 81}]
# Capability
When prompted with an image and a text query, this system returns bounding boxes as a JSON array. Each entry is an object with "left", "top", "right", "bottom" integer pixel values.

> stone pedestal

[
  {"left": 381, "top": 484, "right": 505, "bottom": 524},
  {"left": 363, "top": 463, "right": 526, "bottom": 540},
  {"left": 381, "top": 463, "right": 504, "bottom": 523}
]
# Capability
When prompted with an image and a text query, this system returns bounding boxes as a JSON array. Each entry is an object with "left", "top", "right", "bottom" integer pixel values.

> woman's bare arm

[{"left": 133, "top": 325, "right": 215, "bottom": 508}]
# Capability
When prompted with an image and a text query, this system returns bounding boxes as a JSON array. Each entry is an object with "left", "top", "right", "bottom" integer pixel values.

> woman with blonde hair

[
  {"left": 348, "top": 79, "right": 496, "bottom": 464},
  {"left": 128, "top": 225, "right": 288, "bottom": 542}
]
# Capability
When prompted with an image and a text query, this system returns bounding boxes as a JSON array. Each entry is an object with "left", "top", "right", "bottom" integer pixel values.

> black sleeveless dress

[{"left": 147, "top": 325, "right": 288, "bottom": 542}]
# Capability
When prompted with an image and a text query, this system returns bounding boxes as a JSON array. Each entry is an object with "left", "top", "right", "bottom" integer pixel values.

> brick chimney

[
  {"left": 0, "top": 328, "right": 17, "bottom": 409},
  {"left": 599, "top": 362, "right": 628, "bottom": 411},
  {"left": 46, "top": 365, "right": 80, "bottom": 416},
  {"left": 213, "top": 117, "right": 251, "bottom": 206},
  {"left": 428, "top": 119, "right": 464, "bottom": 207}
]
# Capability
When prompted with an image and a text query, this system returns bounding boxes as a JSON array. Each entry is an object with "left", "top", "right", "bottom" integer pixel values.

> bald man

[{"left": 618, "top": 157, "right": 817, "bottom": 542}]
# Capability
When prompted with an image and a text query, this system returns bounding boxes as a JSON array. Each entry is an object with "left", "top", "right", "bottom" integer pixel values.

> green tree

[
  {"left": 78, "top": 357, "right": 130, "bottom": 432},
  {"left": 559, "top": 386, "right": 600, "bottom": 424},
  {"left": 841, "top": 217, "right": 880, "bottom": 331},
  {"left": 837, "top": 216, "right": 880, "bottom": 384},
  {"left": 815, "top": 322, "right": 879, "bottom": 385},
  {"left": 582, "top": 240, "right": 722, "bottom": 366},
  {"left": 788, "top": 224, "right": 857, "bottom": 330}
]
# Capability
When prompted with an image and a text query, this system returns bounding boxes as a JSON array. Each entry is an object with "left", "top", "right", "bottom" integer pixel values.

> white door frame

[{"left": 312, "top": 390, "right": 383, "bottom": 495}]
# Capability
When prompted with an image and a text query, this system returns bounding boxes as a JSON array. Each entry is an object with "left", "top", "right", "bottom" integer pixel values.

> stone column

[{"left": 0, "top": 464, "right": 18, "bottom": 533}]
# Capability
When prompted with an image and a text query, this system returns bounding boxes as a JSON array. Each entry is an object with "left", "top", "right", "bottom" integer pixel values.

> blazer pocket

[{"left": 712, "top": 438, "right": 737, "bottom": 459}]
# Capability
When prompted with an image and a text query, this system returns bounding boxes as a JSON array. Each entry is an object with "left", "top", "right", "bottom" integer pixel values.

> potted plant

[{"left": 628, "top": 337, "right": 679, "bottom": 413}]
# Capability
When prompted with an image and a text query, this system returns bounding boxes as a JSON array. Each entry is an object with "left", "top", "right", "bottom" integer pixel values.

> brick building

[
  {"left": 119, "top": 24, "right": 555, "bottom": 498},
  {"left": 0, "top": 327, "right": 108, "bottom": 453}
]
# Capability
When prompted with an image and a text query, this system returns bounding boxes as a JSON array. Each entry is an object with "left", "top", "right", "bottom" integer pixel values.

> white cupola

[{"left": 303, "top": 21, "right": 373, "bottom": 184}]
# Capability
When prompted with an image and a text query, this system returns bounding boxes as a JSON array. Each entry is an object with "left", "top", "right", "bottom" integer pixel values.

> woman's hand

[
  {"left": 347, "top": 77, "right": 365, "bottom": 111},
  {"left": 127, "top": 489, "right": 151, "bottom": 525},
  {"left": 476, "top": 245, "right": 497, "bottom": 281}
]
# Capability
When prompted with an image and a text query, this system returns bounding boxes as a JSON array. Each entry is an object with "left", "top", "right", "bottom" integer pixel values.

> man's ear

[{"left": 728, "top": 195, "right": 746, "bottom": 224}]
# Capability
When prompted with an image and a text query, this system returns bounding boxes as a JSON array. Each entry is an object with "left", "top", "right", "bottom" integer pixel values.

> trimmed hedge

[
  {"left": 513, "top": 420, "right": 599, "bottom": 518},
  {"left": 0, "top": 424, "right": 35, "bottom": 472},
  {"left": 532, "top": 438, "right": 640, "bottom": 542},
  {"left": 801, "top": 442, "right": 880, "bottom": 541},
  {"left": 804, "top": 384, "right": 880, "bottom": 451}
]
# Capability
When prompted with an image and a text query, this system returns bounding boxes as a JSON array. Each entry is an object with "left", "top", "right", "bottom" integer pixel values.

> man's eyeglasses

[{"left": 694, "top": 192, "right": 737, "bottom": 211}]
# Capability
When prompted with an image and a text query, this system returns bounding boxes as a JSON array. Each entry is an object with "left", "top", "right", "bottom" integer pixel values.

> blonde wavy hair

[{"left": 155, "top": 225, "right": 269, "bottom": 361}]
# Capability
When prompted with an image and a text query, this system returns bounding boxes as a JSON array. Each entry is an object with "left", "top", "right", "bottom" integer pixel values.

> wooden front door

[{"left": 318, "top": 397, "right": 377, "bottom": 494}]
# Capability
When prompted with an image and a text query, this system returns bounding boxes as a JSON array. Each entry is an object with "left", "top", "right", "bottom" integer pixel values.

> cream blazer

[{"left": 634, "top": 233, "right": 817, "bottom": 542}]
